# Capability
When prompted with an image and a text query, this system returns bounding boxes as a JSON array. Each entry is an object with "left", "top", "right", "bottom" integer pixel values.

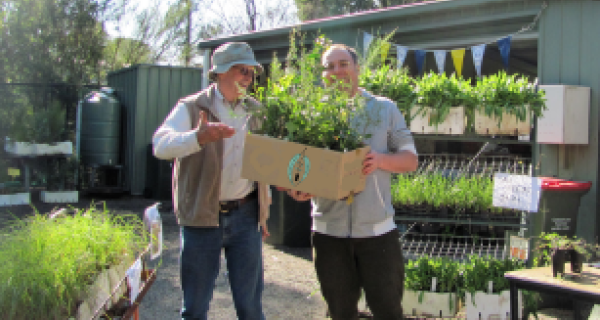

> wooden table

[{"left": 505, "top": 266, "right": 600, "bottom": 320}]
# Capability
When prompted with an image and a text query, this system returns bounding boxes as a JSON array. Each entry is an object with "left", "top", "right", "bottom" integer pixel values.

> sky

[{"left": 105, "top": 0, "right": 299, "bottom": 39}]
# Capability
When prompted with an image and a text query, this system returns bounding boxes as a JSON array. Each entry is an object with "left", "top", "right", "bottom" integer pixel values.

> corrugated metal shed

[
  {"left": 197, "top": 0, "right": 600, "bottom": 241},
  {"left": 107, "top": 64, "right": 203, "bottom": 195}
]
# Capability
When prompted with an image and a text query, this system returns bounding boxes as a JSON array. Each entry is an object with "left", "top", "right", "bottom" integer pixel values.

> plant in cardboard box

[
  {"left": 244, "top": 30, "right": 379, "bottom": 200},
  {"left": 473, "top": 71, "right": 546, "bottom": 135},
  {"left": 41, "top": 157, "right": 79, "bottom": 203},
  {"left": 0, "top": 206, "right": 148, "bottom": 319},
  {"left": 410, "top": 72, "right": 474, "bottom": 134},
  {"left": 404, "top": 256, "right": 461, "bottom": 317}
]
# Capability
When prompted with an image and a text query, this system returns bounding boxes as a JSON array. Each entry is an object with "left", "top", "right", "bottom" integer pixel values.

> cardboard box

[{"left": 241, "top": 134, "right": 370, "bottom": 200}]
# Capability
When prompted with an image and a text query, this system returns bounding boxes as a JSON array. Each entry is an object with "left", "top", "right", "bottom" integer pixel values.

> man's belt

[{"left": 219, "top": 189, "right": 258, "bottom": 213}]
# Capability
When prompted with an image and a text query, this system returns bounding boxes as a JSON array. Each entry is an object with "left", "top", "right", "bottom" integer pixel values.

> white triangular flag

[
  {"left": 363, "top": 32, "right": 373, "bottom": 56},
  {"left": 433, "top": 50, "right": 447, "bottom": 74},
  {"left": 396, "top": 45, "right": 408, "bottom": 68},
  {"left": 471, "top": 44, "right": 486, "bottom": 77}
]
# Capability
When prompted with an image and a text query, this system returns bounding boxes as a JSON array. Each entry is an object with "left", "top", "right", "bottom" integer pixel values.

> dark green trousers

[{"left": 313, "top": 229, "right": 405, "bottom": 320}]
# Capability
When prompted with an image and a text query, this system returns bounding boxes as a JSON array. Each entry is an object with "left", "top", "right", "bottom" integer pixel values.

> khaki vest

[{"left": 172, "top": 84, "right": 270, "bottom": 227}]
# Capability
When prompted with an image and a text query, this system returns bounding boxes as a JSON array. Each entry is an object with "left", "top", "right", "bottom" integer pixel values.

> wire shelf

[{"left": 400, "top": 232, "right": 509, "bottom": 262}]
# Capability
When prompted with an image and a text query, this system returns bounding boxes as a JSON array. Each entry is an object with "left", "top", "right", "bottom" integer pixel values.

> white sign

[{"left": 493, "top": 173, "right": 542, "bottom": 212}]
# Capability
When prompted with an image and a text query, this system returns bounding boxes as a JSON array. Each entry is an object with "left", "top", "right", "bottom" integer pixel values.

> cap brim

[{"left": 209, "top": 59, "right": 264, "bottom": 81}]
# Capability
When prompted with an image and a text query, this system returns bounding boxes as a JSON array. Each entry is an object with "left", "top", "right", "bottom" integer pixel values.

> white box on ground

[{"left": 537, "top": 85, "right": 590, "bottom": 144}]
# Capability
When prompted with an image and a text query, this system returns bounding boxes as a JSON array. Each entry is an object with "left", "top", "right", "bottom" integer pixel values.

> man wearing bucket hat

[{"left": 153, "top": 42, "right": 270, "bottom": 320}]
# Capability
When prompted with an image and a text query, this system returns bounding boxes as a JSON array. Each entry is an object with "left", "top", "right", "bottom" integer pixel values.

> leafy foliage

[
  {"left": 474, "top": 71, "right": 547, "bottom": 125},
  {"left": 462, "top": 255, "right": 524, "bottom": 297},
  {"left": 294, "top": 0, "right": 433, "bottom": 21},
  {"left": 359, "top": 65, "right": 415, "bottom": 115},
  {"left": 5, "top": 102, "right": 66, "bottom": 143},
  {"left": 0, "top": 0, "right": 123, "bottom": 84},
  {"left": 253, "top": 31, "right": 375, "bottom": 151},
  {"left": 413, "top": 72, "right": 475, "bottom": 126}
]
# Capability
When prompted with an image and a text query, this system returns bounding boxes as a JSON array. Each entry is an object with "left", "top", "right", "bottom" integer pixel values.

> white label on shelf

[
  {"left": 492, "top": 173, "right": 542, "bottom": 212},
  {"left": 126, "top": 258, "right": 142, "bottom": 302},
  {"left": 510, "top": 235, "right": 529, "bottom": 260}
]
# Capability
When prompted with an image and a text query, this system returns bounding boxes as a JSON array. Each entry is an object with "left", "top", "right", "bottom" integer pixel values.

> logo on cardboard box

[{"left": 287, "top": 148, "right": 310, "bottom": 186}]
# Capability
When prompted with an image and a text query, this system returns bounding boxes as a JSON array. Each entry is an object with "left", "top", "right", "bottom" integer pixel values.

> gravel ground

[{"left": 139, "top": 200, "right": 328, "bottom": 320}]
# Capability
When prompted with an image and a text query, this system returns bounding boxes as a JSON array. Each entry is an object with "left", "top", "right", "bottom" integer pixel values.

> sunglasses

[{"left": 233, "top": 65, "right": 255, "bottom": 77}]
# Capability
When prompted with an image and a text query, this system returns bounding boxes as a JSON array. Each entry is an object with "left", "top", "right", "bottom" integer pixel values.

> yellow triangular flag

[{"left": 451, "top": 49, "right": 466, "bottom": 77}]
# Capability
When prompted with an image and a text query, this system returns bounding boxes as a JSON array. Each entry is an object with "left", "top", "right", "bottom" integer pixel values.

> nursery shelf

[
  {"left": 413, "top": 134, "right": 533, "bottom": 145},
  {"left": 395, "top": 216, "right": 526, "bottom": 228},
  {"left": 400, "top": 233, "right": 508, "bottom": 262}
]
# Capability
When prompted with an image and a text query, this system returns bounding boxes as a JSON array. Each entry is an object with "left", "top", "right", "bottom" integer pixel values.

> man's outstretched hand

[{"left": 196, "top": 110, "right": 235, "bottom": 145}]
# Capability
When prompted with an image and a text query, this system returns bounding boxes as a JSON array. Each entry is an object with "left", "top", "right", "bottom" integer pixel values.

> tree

[
  {"left": 0, "top": 0, "right": 128, "bottom": 85},
  {"left": 294, "top": 0, "right": 428, "bottom": 21},
  {"left": 157, "top": 0, "right": 298, "bottom": 66}
]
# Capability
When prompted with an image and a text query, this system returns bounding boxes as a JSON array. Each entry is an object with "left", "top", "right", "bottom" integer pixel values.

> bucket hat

[{"left": 208, "top": 42, "right": 263, "bottom": 81}]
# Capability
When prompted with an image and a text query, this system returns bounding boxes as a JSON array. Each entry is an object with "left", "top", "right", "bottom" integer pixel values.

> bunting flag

[
  {"left": 396, "top": 45, "right": 408, "bottom": 68},
  {"left": 433, "top": 50, "right": 447, "bottom": 74},
  {"left": 363, "top": 32, "right": 373, "bottom": 57},
  {"left": 451, "top": 49, "right": 466, "bottom": 77},
  {"left": 415, "top": 50, "right": 426, "bottom": 75},
  {"left": 497, "top": 35, "right": 512, "bottom": 69},
  {"left": 471, "top": 44, "right": 486, "bottom": 77}
]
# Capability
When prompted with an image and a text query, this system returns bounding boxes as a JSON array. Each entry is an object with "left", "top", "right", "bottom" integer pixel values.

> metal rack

[
  {"left": 397, "top": 149, "right": 533, "bottom": 261},
  {"left": 400, "top": 232, "right": 509, "bottom": 262}
]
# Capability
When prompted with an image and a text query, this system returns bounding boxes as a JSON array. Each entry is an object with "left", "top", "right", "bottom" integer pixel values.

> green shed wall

[
  {"left": 537, "top": 0, "right": 600, "bottom": 241},
  {"left": 107, "top": 65, "right": 203, "bottom": 195}
]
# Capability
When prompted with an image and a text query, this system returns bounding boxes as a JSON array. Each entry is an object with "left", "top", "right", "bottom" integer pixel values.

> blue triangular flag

[
  {"left": 415, "top": 50, "right": 426, "bottom": 75},
  {"left": 471, "top": 44, "right": 486, "bottom": 77},
  {"left": 497, "top": 36, "right": 512, "bottom": 69},
  {"left": 433, "top": 50, "right": 447, "bottom": 74},
  {"left": 396, "top": 45, "right": 408, "bottom": 68}
]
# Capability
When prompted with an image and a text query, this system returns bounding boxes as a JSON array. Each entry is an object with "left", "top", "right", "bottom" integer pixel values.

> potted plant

[
  {"left": 537, "top": 233, "right": 598, "bottom": 276},
  {"left": 463, "top": 255, "right": 526, "bottom": 319},
  {"left": 359, "top": 65, "right": 415, "bottom": 123},
  {"left": 0, "top": 160, "right": 11, "bottom": 206},
  {"left": 30, "top": 102, "right": 72, "bottom": 155},
  {"left": 410, "top": 72, "right": 474, "bottom": 134},
  {"left": 473, "top": 71, "right": 546, "bottom": 136},
  {"left": 4, "top": 105, "right": 36, "bottom": 156},
  {"left": 403, "top": 256, "right": 461, "bottom": 317},
  {"left": 4, "top": 102, "right": 72, "bottom": 156},
  {"left": 244, "top": 31, "right": 375, "bottom": 200},
  {"left": 41, "top": 157, "right": 79, "bottom": 203},
  {"left": 0, "top": 206, "right": 148, "bottom": 319}
]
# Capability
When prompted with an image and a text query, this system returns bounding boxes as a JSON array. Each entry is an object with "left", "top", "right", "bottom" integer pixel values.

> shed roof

[{"left": 197, "top": 0, "right": 542, "bottom": 51}]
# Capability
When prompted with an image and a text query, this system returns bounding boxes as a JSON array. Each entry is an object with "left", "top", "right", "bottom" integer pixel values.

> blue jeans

[{"left": 180, "top": 199, "right": 264, "bottom": 320}]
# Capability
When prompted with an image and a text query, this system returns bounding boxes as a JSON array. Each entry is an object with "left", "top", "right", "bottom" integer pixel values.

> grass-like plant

[
  {"left": 0, "top": 206, "right": 148, "bottom": 319},
  {"left": 391, "top": 173, "right": 500, "bottom": 214}
]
